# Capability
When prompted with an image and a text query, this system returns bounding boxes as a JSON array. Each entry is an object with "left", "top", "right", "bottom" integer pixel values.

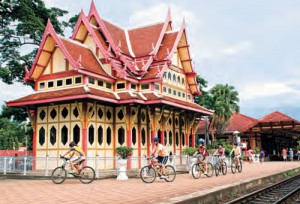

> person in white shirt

[{"left": 151, "top": 137, "right": 168, "bottom": 178}]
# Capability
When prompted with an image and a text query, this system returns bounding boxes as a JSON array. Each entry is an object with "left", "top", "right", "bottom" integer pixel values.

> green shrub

[
  {"left": 182, "top": 147, "right": 197, "bottom": 156},
  {"left": 116, "top": 146, "right": 133, "bottom": 159},
  {"left": 254, "top": 147, "right": 260, "bottom": 154}
]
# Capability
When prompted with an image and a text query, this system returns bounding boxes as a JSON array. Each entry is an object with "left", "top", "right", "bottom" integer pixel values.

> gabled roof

[
  {"left": 197, "top": 113, "right": 257, "bottom": 133},
  {"left": 258, "top": 111, "right": 300, "bottom": 123}
]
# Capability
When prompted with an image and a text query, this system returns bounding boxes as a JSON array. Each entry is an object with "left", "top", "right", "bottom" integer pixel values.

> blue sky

[{"left": 2, "top": 0, "right": 300, "bottom": 120}]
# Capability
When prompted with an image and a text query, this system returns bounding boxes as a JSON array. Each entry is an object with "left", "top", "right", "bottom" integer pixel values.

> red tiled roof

[
  {"left": 197, "top": 113, "right": 257, "bottom": 133},
  {"left": 92, "top": 27, "right": 109, "bottom": 50},
  {"left": 157, "top": 32, "right": 178, "bottom": 60},
  {"left": 60, "top": 38, "right": 111, "bottom": 78},
  {"left": 7, "top": 87, "right": 116, "bottom": 105},
  {"left": 103, "top": 20, "right": 130, "bottom": 56},
  {"left": 128, "top": 23, "right": 164, "bottom": 57},
  {"left": 227, "top": 113, "right": 258, "bottom": 132},
  {"left": 258, "top": 111, "right": 300, "bottom": 123},
  {"left": 142, "top": 66, "right": 160, "bottom": 79}
]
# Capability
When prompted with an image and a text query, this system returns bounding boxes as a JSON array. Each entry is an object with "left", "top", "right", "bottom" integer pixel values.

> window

[
  {"left": 73, "top": 125, "right": 80, "bottom": 144},
  {"left": 117, "top": 83, "right": 125, "bottom": 89},
  {"left": 168, "top": 72, "right": 171, "bottom": 80},
  {"left": 75, "top": 77, "right": 82, "bottom": 84},
  {"left": 182, "top": 78, "right": 185, "bottom": 86},
  {"left": 98, "top": 80, "right": 103, "bottom": 87},
  {"left": 188, "top": 95, "right": 191, "bottom": 100},
  {"left": 178, "top": 92, "right": 181, "bottom": 97},
  {"left": 141, "top": 128, "right": 146, "bottom": 146},
  {"left": 89, "top": 77, "right": 95, "bottom": 84},
  {"left": 183, "top": 93, "right": 186, "bottom": 98},
  {"left": 155, "top": 84, "right": 160, "bottom": 91},
  {"left": 168, "top": 88, "right": 171, "bottom": 94},
  {"left": 173, "top": 90, "right": 176, "bottom": 96},
  {"left": 163, "top": 72, "right": 166, "bottom": 79},
  {"left": 57, "top": 80, "right": 63, "bottom": 87},
  {"left": 50, "top": 126, "right": 57, "bottom": 145},
  {"left": 131, "top": 83, "right": 136, "bottom": 90},
  {"left": 163, "top": 87, "right": 167, "bottom": 93},
  {"left": 39, "top": 82, "right": 45, "bottom": 89},
  {"left": 177, "top": 76, "right": 180, "bottom": 84},
  {"left": 88, "top": 125, "right": 94, "bottom": 145},
  {"left": 106, "top": 82, "right": 112, "bottom": 89},
  {"left": 173, "top": 74, "right": 176, "bottom": 82},
  {"left": 61, "top": 126, "right": 68, "bottom": 145},
  {"left": 39, "top": 127, "right": 45, "bottom": 146},
  {"left": 106, "top": 127, "right": 112, "bottom": 145},
  {"left": 98, "top": 126, "right": 103, "bottom": 146},
  {"left": 141, "top": 84, "right": 149, "bottom": 90},
  {"left": 66, "top": 78, "right": 72, "bottom": 86},
  {"left": 48, "top": 81, "right": 54, "bottom": 88},
  {"left": 132, "top": 127, "right": 137, "bottom": 145}
]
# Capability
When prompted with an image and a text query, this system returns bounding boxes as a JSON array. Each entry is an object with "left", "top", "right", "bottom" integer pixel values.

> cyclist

[
  {"left": 62, "top": 141, "right": 86, "bottom": 175},
  {"left": 230, "top": 142, "right": 241, "bottom": 166},
  {"left": 213, "top": 142, "right": 225, "bottom": 163},
  {"left": 150, "top": 137, "right": 168, "bottom": 178},
  {"left": 193, "top": 138, "right": 208, "bottom": 175}
]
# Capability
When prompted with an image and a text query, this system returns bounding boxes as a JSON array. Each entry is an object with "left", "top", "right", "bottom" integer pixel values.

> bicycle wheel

[
  {"left": 215, "top": 163, "right": 220, "bottom": 177},
  {"left": 192, "top": 163, "right": 201, "bottom": 179},
  {"left": 51, "top": 167, "right": 67, "bottom": 184},
  {"left": 78, "top": 166, "right": 95, "bottom": 184},
  {"left": 205, "top": 163, "right": 213, "bottom": 177},
  {"left": 231, "top": 162, "right": 236, "bottom": 174},
  {"left": 237, "top": 161, "right": 242, "bottom": 173},
  {"left": 140, "top": 166, "right": 156, "bottom": 183},
  {"left": 222, "top": 162, "right": 227, "bottom": 175},
  {"left": 164, "top": 165, "right": 176, "bottom": 182}
]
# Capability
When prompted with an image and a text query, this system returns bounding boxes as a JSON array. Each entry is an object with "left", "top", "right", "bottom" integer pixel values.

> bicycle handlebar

[{"left": 60, "top": 155, "right": 70, "bottom": 160}]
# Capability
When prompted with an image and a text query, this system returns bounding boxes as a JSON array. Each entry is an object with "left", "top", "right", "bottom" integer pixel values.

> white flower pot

[
  {"left": 189, "top": 157, "right": 198, "bottom": 174},
  {"left": 117, "top": 159, "right": 128, "bottom": 180}
]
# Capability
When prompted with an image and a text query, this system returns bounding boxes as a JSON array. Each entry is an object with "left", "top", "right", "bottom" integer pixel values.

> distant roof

[{"left": 258, "top": 111, "right": 300, "bottom": 123}]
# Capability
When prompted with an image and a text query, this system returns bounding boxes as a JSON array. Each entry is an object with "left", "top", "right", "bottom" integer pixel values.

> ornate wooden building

[{"left": 6, "top": 2, "right": 212, "bottom": 167}]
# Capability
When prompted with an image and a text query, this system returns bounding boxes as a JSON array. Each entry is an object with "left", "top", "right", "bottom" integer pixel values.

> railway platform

[{"left": 0, "top": 162, "right": 299, "bottom": 204}]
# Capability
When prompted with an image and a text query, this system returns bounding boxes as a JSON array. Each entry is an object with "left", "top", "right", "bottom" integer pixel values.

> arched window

[
  {"left": 118, "top": 127, "right": 125, "bottom": 145},
  {"left": 39, "top": 127, "right": 45, "bottom": 146},
  {"left": 141, "top": 128, "right": 146, "bottom": 146},
  {"left": 163, "top": 72, "right": 167, "bottom": 79},
  {"left": 73, "top": 125, "right": 80, "bottom": 144},
  {"left": 50, "top": 126, "right": 56, "bottom": 145},
  {"left": 169, "top": 131, "right": 173, "bottom": 146},
  {"left": 98, "top": 126, "right": 103, "bottom": 146},
  {"left": 168, "top": 72, "right": 171, "bottom": 80},
  {"left": 88, "top": 125, "right": 94, "bottom": 145},
  {"left": 132, "top": 127, "right": 137, "bottom": 145},
  {"left": 177, "top": 76, "right": 180, "bottom": 85},
  {"left": 173, "top": 74, "right": 176, "bottom": 82},
  {"left": 61, "top": 125, "right": 68, "bottom": 145}
]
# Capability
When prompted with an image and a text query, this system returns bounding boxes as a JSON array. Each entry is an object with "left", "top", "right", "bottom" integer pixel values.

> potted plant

[
  {"left": 116, "top": 146, "right": 133, "bottom": 180},
  {"left": 254, "top": 147, "right": 260, "bottom": 162},
  {"left": 182, "top": 147, "right": 197, "bottom": 174}
]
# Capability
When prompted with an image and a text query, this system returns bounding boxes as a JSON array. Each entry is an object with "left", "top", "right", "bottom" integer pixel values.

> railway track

[{"left": 225, "top": 174, "right": 300, "bottom": 204}]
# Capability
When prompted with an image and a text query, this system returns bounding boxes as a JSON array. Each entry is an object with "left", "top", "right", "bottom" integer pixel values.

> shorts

[
  {"left": 283, "top": 155, "right": 287, "bottom": 159},
  {"left": 72, "top": 156, "right": 85, "bottom": 165},
  {"left": 156, "top": 156, "right": 168, "bottom": 165},
  {"left": 218, "top": 156, "right": 225, "bottom": 162}
]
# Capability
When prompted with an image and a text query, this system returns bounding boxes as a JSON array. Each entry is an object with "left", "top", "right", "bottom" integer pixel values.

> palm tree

[{"left": 209, "top": 84, "right": 239, "bottom": 141}]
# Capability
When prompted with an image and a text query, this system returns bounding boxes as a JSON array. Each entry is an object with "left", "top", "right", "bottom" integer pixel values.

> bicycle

[
  {"left": 231, "top": 155, "right": 242, "bottom": 174},
  {"left": 191, "top": 155, "right": 213, "bottom": 179},
  {"left": 51, "top": 156, "right": 96, "bottom": 184},
  {"left": 213, "top": 155, "right": 227, "bottom": 176},
  {"left": 140, "top": 156, "right": 176, "bottom": 183}
]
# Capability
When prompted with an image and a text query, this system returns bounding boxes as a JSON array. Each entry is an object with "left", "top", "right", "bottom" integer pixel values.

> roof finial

[{"left": 167, "top": 6, "right": 172, "bottom": 20}]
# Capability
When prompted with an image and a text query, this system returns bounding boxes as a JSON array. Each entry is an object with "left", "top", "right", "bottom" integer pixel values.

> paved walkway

[{"left": 0, "top": 162, "right": 299, "bottom": 204}]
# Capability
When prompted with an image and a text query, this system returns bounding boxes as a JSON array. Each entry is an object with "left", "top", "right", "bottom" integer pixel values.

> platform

[{"left": 0, "top": 162, "right": 299, "bottom": 204}]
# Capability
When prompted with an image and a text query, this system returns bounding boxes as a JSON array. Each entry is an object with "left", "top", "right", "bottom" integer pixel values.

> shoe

[
  {"left": 68, "top": 170, "right": 76, "bottom": 174},
  {"left": 160, "top": 175, "right": 166, "bottom": 179},
  {"left": 204, "top": 171, "right": 208, "bottom": 175}
]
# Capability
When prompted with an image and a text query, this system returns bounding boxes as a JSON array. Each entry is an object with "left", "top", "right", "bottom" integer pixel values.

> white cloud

[
  {"left": 128, "top": 3, "right": 198, "bottom": 29},
  {"left": 0, "top": 82, "right": 34, "bottom": 104},
  {"left": 219, "top": 41, "right": 253, "bottom": 56},
  {"left": 239, "top": 81, "right": 299, "bottom": 100}
]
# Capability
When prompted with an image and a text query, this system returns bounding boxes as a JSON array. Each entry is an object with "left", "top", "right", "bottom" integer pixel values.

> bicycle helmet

[
  {"left": 153, "top": 137, "right": 160, "bottom": 142},
  {"left": 198, "top": 139, "right": 205, "bottom": 144},
  {"left": 69, "top": 141, "right": 76, "bottom": 147},
  {"left": 233, "top": 142, "right": 238, "bottom": 146}
]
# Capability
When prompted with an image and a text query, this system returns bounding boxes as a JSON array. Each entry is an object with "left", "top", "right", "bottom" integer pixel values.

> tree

[
  {"left": 0, "top": 0, "right": 69, "bottom": 84},
  {"left": 0, "top": 104, "right": 28, "bottom": 122},
  {"left": 195, "top": 75, "right": 240, "bottom": 142}
]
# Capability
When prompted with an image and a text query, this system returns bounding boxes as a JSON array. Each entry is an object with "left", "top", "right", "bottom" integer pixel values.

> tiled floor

[{"left": 0, "top": 162, "right": 299, "bottom": 204}]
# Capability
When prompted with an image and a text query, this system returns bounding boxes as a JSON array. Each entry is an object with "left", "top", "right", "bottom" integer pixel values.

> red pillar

[
  {"left": 160, "top": 130, "right": 164, "bottom": 145},
  {"left": 82, "top": 103, "right": 87, "bottom": 155},
  {"left": 185, "top": 134, "right": 189, "bottom": 147},
  {"left": 32, "top": 111, "right": 37, "bottom": 170},
  {"left": 192, "top": 134, "right": 195, "bottom": 148}
]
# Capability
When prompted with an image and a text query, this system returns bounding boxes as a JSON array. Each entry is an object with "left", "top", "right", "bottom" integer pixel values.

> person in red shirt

[
  {"left": 282, "top": 148, "right": 287, "bottom": 161},
  {"left": 213, "top": 143, "right": 225, "bottom": 163},
  {"left": 193, "top": 139, "right": 208, "bottom": 175}
]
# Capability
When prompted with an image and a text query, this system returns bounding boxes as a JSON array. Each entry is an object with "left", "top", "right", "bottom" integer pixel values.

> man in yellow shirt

[
  {"left": 62, "top": 141, "right": 85, "bottom": 175},
  {"left": 230, "top": 142, "right": 241, "bottom": 165},
  {"left": 151, "top": 137, "right": 168, "bottom": 178}
]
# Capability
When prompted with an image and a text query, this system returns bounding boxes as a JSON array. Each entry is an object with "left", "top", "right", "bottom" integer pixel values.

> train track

[{"left": 225, "top": 174, "right": 300, "bottom": 204}]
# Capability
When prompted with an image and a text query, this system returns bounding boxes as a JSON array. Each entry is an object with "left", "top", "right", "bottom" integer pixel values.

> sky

[{"left": 2, "top": 0, "right": 300, "bottom": 120}]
